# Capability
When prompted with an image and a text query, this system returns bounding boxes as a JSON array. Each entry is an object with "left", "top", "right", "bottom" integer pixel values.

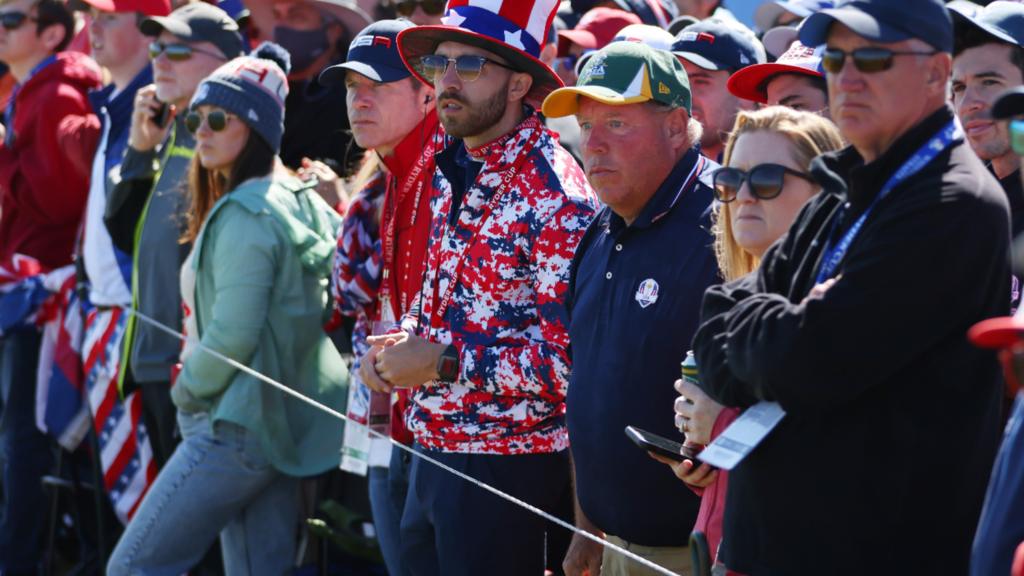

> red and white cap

[{"left": 726, "top": 39, "right": 823, "bottom": 104}]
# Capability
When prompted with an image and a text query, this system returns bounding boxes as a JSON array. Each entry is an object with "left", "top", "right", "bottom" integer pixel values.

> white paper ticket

[{"left": 697, "top": 401, "right": 786, "bottom": 471}]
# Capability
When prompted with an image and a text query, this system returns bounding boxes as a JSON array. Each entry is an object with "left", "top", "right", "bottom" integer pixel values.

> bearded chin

[{"left": 439, "top": 82, "right": 509, "bottom": 139}]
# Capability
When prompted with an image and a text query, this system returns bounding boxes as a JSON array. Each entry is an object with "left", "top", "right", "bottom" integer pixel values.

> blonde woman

[{"left": 655, "top": 106, "right": 843, "bottom": 571}]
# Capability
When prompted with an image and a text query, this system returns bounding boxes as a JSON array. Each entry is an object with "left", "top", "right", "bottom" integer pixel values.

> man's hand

[
  {"left": 673, "top": 378, "right": 724, "bottom": 446},
  {"left": 358, "top": 344, "right": 394, "bottom": 394},
  {"left": 366, "top": 332, "right": 446, "bottom": 388},
  {"left": 298, "top": 157, "right": 349, "bottom": 208},
  {"left": 563, "top": 518, "right": 604, "bottom": 576},
  {"left": 128, "top": 84, "right": 173, "bottom": 153},
  {"left": 649, "top": 452, "right": 718, "bottom": 488},
  {"left": 801, "top": 276, "right": 839, "bottom": 306}
]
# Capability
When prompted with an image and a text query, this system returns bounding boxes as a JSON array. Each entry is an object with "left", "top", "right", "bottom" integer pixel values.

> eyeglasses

[
  {"left": 418, "top": 54, "right": 515, "bottom": 83},
  {"left": 184, "top": 110, "right": 234, "bottom": 134},
  {"left": 393, "top": 0, "right": 444, "bottom": 16},
  {"left": 821, "top": 47, "right": 938, "bottom": 74},
  {"left": 0, "top": 11, "right": 34, "bottom": 31},
  {"left": 148, "top": 41, "right": 226, "bottom": 62},
  {"left": 712, "top": 163, "right": 814, "bottom": 203}
]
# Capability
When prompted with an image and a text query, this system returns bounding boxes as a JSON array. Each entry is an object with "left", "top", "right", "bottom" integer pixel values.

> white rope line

[{"left": 126, "top": 307, "right": 683, "bottom": 576}]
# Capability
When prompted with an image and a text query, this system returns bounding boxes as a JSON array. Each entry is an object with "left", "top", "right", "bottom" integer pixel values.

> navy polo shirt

[{"left": 566, "top": 148, "right": 719, "bottom": 547}]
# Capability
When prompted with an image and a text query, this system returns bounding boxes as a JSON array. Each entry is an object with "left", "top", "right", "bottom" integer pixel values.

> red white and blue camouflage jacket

[{"left": 401, "top": 112, "right": 597, "bottom": 455}]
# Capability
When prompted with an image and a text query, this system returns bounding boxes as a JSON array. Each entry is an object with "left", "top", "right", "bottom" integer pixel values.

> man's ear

[
  {"left": 928, "top": 52, "right": 953, "bottom": 96},
  {"left": 39, "top": 23, "right": 66, "bottom": 53},
  {"left": 507, "top": 71, "right": 534, "bottom": 103},
  {"left": 664, "top": 107, "right": 691, "bottom": 152}
]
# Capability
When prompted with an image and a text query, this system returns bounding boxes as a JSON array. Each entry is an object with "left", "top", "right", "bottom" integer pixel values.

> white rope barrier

[{"left": 126, "top": 307, "right": 683, "bottom": 576}]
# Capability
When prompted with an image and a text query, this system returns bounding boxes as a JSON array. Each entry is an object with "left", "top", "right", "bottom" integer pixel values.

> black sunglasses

[
  {"left": 712, "top": 163, "right": 814, "bottom": 203},
  {"left": 821, "top": 47, "right": 938, "bottom": 74},
  {"left": 393, "top": 0, "right": 444, "bottom": 16},
  {"left": 0, "top": 11, "right": 34, "bottom": 31},
  {"left": 419, "top": 54, "right": 515, "bottom": 83},
  {"left": 184, "top": 110, "right": 233, "bottom": 134},
  {"left": 149, "top": 41, "right": 226, "bottom": 62}
]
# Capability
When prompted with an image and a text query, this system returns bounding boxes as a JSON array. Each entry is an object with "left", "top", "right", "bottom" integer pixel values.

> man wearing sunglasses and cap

[
  {"left": 0, "top": 0, "right": 101, "bottom": 572},
  {"left": 357, "top": 1, "right": 596, "bottom": 573},
  {"left": 690, "top": 0, "right": 1011, "bottom": 573},
  {"left": 542, "top": 41, "right": 718, "bottom": 576},
  {"left": 104, "top": 2, "right": 243, "bottom": 470},
  {"left": 319, "top": 18, "right": 441, "bottom": 576}
]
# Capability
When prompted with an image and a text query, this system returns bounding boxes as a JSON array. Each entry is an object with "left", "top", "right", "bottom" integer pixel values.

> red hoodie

[{"left": 0, "top": 51, "right": 102, "bottom": 270}]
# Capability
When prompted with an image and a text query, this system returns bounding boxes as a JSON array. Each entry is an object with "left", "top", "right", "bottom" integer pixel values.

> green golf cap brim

[{"left": 543, "top": 85, "right": 654, "bottom": 117}]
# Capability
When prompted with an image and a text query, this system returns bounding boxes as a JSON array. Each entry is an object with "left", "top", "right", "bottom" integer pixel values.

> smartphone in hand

[
  {"left": 625, "top": 425, "right": 708, "bottom": 466},
  {"left": 151, "top": 101, "right": 170, "bottom": 128}
]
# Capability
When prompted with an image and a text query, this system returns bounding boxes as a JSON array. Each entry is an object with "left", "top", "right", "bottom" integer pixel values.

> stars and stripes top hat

[{"left": 397, "top": 0, "right": 564, "bottom": 106}]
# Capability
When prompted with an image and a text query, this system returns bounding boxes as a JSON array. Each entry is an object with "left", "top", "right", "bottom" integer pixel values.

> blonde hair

[{"left": 714, "top": 106, "right": 844, "bottom": 281}]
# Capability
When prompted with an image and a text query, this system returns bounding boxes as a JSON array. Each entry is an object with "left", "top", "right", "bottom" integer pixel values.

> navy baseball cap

[
  {"left": 672, "top": 19, "right": 767, "bottom": 72},
  {"left": 798, "top": 0, "right": 953, "bottom": 54},
  {"left": 319, "top": 19, "right": 415, "bottom": 86},
  {"left": 952, "top": 1, "right": 1024, "bottom": 49}
]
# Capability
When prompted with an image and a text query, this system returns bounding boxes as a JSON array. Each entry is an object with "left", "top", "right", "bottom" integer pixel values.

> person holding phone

[
  {"left": 107, "top": 43, "right": 348, "bottom": 576},
  {"left": 652, "top": 106, "right": 843, "bottom": 570},
  {"left": 104, "top": 2, "right": 243, "bottom": 468}
]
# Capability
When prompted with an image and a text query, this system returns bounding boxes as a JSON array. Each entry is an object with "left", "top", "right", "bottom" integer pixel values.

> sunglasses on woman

[
  {"left": 393, "top": 0, "right": 444, "bottom": 16},
  {"left": 418, "top": 54, "right": 514, "bottom": 83},
  {"left": 712, "top": 163, "right": 814, "bottom": 203},
  {"left": 821, "top": 47, "right": 938, "bottom": 74},
  {"left": 184, "top": 110, "right": 234, "bottom": 134},
  {"left": 0, "top": 11, "right": 34, "bottom": 31},
  {"left": 149, "top": 41, "right": 226, "bottom": 62}
]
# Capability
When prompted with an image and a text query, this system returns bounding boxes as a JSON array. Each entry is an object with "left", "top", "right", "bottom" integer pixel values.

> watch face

[{"left": 438, "top": 346, "right": 459, "bottom": 382}]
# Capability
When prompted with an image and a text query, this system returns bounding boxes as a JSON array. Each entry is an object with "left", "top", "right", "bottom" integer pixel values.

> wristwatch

[{"left": 436, "top": 344, "right": 460, "bottom": 383}]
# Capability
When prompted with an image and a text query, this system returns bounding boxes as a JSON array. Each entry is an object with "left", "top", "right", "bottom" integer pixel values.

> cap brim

[
  {"left": 727, "top": 63, "right": 821, "bottom": 104},
  {"left": 763, "top": 25, "right": 799, "bottom": 58},
  {"left": 969, "top": 316, "right": 1024, "bottom": 348},
  {"left": 673, "top": 51, "right": 723, "bottom": 71},
  {"left": 542, "top": 85, "right": 650, "bottom": 118},
  {"left": 397, "top": 25, "right": 563, "bottom": 108},
  {"left": 319, "top": 61, "right": 410, "bottom": 85},
  {"left": 140, "top": 14, "right": 192, "bottom": 38},
  {"left": 993, "top": 87, "right": 1024, "bottom": 119},
  {"left": 798, "top": 7, "right": 912, "bottom": 48},
  {"left": 310, "top": 0, "right": 372, "bottom": 38},
  {"left": 951, "top": 8, "right": 1020, "bottom": 48},
  {"left": 558, "top": 30, "right": 597, "bottom": 55}
]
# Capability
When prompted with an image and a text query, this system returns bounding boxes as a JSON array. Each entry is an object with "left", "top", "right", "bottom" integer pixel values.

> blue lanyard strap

[{"left": 815, "top": 119, "right": 962, "bottom": 284}]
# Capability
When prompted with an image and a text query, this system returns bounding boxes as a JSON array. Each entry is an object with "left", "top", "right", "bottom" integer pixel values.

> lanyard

[
  {"left": 428, "top": 120, "right": 544, "bottom": 331},
  {"left": 379, "top": 139, "right": 438, "bottom": 321},
  {"left": 815, "top": 119, "right": 961, "bottom": 284}
]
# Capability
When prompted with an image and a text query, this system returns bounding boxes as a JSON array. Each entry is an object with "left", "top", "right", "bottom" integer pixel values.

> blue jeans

[
  {"left": 368, "top": 447, "right": 412, "bottom": 576},
  {"left": 0, "top": 329, "right": 52, "bottom": 574},
  {"left": 107, "top": 411, "right": 299, "bottom": 576}
]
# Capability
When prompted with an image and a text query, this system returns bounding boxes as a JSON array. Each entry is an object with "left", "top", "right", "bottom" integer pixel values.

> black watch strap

[{"left": 436, "top": 344, "right": 460, "bottom": 383}]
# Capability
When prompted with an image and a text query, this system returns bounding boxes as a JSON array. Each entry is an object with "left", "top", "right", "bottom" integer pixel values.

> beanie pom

[{"left": 252, "top": 41, "right": 291, "bottom": 76}]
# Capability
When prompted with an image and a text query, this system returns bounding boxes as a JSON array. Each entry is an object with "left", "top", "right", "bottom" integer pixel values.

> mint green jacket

[{"left": 173, "top": 173, "right": 348, "bottom": 477}]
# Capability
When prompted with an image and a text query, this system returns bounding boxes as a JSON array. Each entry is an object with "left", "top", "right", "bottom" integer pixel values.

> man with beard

[
  {"left": 358, "top": 1, "right": 596, "bottom": 573},
  {"left": 952, "top": 1, "right": 1024, "bottom": 237},
  {"left": 671, "top": 19, "right": 765, "bottom": 161}
]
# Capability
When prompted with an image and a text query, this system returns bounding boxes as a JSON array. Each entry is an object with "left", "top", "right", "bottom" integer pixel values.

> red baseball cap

[
  {"left": 970, "top": 316, "right": 1024, "bottom": 349},
  {"left": 727, "top": 40, "right": 823, "bottom": 104},
  {"left": 81, "top": 0, "right": 170, "bottom": 16},
  {"left": 557, "top": 7, "right": 640, "bottom": 56}
]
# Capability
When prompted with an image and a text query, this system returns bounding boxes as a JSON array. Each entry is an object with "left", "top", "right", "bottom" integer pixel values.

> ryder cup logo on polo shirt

[{"left": 635, "top": 278, "right": 659, "bottom": 308}]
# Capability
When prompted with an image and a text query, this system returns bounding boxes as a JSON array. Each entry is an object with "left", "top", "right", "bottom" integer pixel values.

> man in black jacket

[{"left": 691, "top": 0, "right": 1011, "bottom": 574}]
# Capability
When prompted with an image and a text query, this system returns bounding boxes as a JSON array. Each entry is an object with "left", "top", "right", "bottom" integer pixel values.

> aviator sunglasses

[
  {"left": 821, "top": 47, "right": 938, "bottom": 74},
  {"left": 393, "top": 0, "right": 444, "bottom": 16},
  {"left": 149, "top": 40, "right": 226, "bottom": 62},
  {"left": 0, "top": 11, "right": 34, "bottom": 31},
  {"left": 712, "top": 163, "right": 814, "bottom": 203},
  {"left": 418, "top": 54, "right": 514, "bottom": 83},
  {"left": 184, "top": 110, "right": 233, "bottom": 134}
]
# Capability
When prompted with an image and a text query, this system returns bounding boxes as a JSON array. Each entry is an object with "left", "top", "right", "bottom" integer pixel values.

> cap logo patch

[
  {"left": 582, "top": 53, "right": 607, "bottom": 82},
  {"left": 351, "top": 35, "right": 392, "bottom": 49},
  {"left": 658, "top": 82, "right": 671, "bottom": 95}
]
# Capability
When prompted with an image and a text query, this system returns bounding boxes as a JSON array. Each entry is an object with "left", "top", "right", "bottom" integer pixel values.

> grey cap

[
  {"left": 141, "top": 2, "right": 245, "bottom": 60},
  {"left": 952, "top": 1, "right": 1024, "bottom": 49}
]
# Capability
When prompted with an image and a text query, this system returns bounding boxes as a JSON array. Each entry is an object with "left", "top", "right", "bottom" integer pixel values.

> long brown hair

[
  {"left": 714, "top": 106, "right": 844, "bottom": 281},
  {"left": 183, "top": 130, "right": 276, "bottom": 243}
]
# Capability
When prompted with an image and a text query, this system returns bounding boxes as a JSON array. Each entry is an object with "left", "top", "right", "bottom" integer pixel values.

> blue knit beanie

[{"left": 190, "top": 42, "right": 291, "bottom": 151}]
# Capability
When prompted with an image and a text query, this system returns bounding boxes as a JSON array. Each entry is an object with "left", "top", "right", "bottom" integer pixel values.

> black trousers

[{"left": 400, "top": 447, "right": 571, "bottom": 576}]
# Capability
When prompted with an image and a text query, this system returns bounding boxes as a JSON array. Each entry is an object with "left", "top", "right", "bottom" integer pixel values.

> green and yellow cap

[{"left": 542, "top": 41, "right": 691, "bottom": 118}]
